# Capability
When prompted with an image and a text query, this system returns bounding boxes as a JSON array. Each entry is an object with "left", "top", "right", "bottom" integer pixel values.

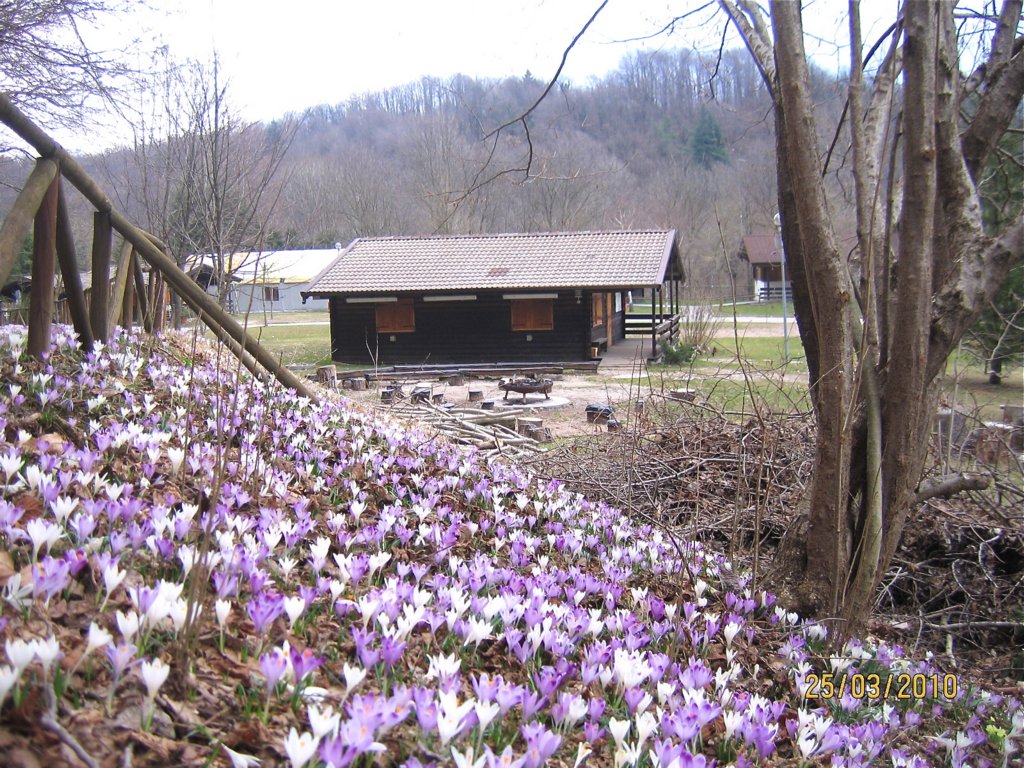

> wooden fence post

[
  {"left": 132, "top": 255, "right": 152, "bottom": 332},
  {"left": 90, "top": 211, "right": 112, "bottom": 342},
  {"left": 0, "top": 93, "right": 312, "bottom": 398},
  {"left": 120, "top": 248, "right": 135, "bottom": 329},
  {"left": 107, "top": 241, "right": 133, "bottom": 333},
  {"left": 55, "top": 178, "right": 94, "bottom": 350},
  {"left": 27, "top": 174, "right": 59, "bottom": 358},
  {"left": 149, "top": 269, "right": 166, "bottom": 332},
  {"left": 0, "top": 158, "right": 58, "bottom": 290}
]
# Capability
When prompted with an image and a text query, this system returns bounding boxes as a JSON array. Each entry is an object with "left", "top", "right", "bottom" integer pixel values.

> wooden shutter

[
  {"left": 511, "top": 299, "right": 553, "bottom": 331},
  {"left": 376, "top": 298, "right": 415, "bottom": 333}
]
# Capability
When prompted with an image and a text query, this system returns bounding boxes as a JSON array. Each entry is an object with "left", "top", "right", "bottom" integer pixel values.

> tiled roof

[
  {"left": 304, "top": 230, "right": 680, "bottom": 295},
  {"left": 740, "top": 234, "right": 781, "bottom": 265}
]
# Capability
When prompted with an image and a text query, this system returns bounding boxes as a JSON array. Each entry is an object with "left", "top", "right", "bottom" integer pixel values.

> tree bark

[{"left": 721, "top": 0, "right": 1024, "bottom": 629}]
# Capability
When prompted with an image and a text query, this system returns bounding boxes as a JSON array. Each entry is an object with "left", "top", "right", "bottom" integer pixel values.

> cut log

[
  {"left": 517, "top": 417, "right": 543, "bottom": 436},
  {"left": 317, "top": 365, "right": 338, "bottom": 389}
]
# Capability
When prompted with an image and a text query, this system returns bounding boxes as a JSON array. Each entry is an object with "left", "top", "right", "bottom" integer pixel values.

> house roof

[
  {"left": 231, "top": 249, "right": 343, "bottom": 285},
  {"left": 182, "top": 249, "right": 343, "bottom": 286},
  {"left": 740, "top": 234, "right": 781, "bottom": 265},
  {"left": 304, "top": 230, "right": 681, "bottom": 296}
]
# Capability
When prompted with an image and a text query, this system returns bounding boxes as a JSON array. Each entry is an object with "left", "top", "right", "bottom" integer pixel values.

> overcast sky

[{"left": 121, "top": 0, "right": 898, "bottom": 125}]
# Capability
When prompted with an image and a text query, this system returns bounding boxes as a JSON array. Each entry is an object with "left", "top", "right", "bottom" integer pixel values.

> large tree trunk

[{"left": 722, "top": 0, "right": 1024, "bottom": 629}]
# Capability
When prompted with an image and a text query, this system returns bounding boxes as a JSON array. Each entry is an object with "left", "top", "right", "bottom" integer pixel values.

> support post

[
  {"left": 650, "top": 287, "right": 657, "bottom": 359},
  {"left": 107, "top": 241, "right": 132, "bottom": 334},
  {"left": 90, "top": 211, "right": 112, "bottom": 342},
  {"left": 55, "top": 178, "right": 94, "bottom": 350},
  {"left": 150, "top": 270, "right": 166, "bottom": 332},
  {"left": 133, "top": 256, "right": 152, "bottom": 333},
  {"left": 27, "top": 174, "right": 59, "bottom": 359},
  {"left": 120, "top": 248, "right": 135, "bottom": 329},
  {"left": 0, "top": 158, "right": 58, "bottom": 289}
]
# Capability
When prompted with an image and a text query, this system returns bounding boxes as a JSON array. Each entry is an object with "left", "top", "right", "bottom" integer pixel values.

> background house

[
  {"left": 739, "top": 233, "right": 789, "bottom": 302},
  {"left": 230, "top": 248, "right": 337, "bottom": 316},
  {"left": 303, "top": 230, "right": 684, "bottom": 365},
  {"left": 186, "top": 248, "right": 338, "bottom": 315}
]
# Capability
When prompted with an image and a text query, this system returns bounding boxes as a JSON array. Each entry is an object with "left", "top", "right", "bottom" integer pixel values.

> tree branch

[
  {"left": 915, "top": 473, "right": 991, "bottom": 504},
  {"left": 718, "top": 0, "right": 777, "bottom": 94},
  {"left": 962, "top": 43, "right": 1024, "bottom": 179}
]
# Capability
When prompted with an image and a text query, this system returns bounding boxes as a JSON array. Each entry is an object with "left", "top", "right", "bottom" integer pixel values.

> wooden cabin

[
  {"left": 739, "top": 233, "right": 790, "bottom": 302},
  {"left": 303, "top": 230, "right": 684, "bottom": 365}
]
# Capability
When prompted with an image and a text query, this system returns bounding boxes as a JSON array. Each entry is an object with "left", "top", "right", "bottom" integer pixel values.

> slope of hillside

[{"left": 0, "top": 326, "right": 1019, "bottom": 767}]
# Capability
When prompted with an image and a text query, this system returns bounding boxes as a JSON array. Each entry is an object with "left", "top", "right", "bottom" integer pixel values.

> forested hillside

[{"left": 2, "top": 47, "right": 848, "bottom": 295}]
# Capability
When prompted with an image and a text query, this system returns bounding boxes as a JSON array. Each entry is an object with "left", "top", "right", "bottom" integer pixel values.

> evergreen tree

[{"left": 689, "top": 107, "right": 728, "bottom": 168}]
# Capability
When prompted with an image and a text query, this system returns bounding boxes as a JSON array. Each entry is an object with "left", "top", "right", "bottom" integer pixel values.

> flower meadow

[{"left": 0, "top": 325, "right": 1019, "bottom": 768}]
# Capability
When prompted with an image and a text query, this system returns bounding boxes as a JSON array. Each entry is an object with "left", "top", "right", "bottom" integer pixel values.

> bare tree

[
  {"left": 172, "top": 57, "right": 297, "bottom": 310},
  {"left": 718, "top": 0, "right": 1023, "bottom": 627},
  {"left": 0, "top": 0, "right": 132, "bottom": 132},
  {"left": 102, "top": 53, "right": 298, "bottom": 322}
]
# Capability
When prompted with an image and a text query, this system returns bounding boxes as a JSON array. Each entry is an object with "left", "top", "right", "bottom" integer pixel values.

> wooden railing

[
  {"left": 624, "top": 312, "right": 681, "bottom": 344},
  {"left": 0, "top": 94, "right": 310, "bottom": 398}
]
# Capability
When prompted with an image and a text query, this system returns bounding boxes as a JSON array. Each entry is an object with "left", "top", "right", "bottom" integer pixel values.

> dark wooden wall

[{"left": 329, "top": 292, "right": 591, "bottom": 364}]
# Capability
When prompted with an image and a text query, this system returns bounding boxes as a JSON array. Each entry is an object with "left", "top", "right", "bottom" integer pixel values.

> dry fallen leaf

[{"left": 0, "top": 549, "right": 15, "bottom": 585}]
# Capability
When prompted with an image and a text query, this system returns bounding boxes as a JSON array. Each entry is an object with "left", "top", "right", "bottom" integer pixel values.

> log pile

[{"left": 384, "top": 400, "right": 543, "bottom": 460}]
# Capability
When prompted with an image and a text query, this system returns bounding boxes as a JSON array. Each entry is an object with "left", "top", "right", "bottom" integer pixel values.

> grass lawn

[
  {"left": 628, "top": 300, "right": 790, "bottom": 318},
  {"left": 245, "top": 322, "right": 333, "bottom": 367},
  {"left": 710, "top": 332, "right": 807, "bottom": 369},
  {"left": 230, "top": 310, "right": 330, "bottom": 325},
  {"left": 710, "top": 300, "right": 789, "bottom": 318}
]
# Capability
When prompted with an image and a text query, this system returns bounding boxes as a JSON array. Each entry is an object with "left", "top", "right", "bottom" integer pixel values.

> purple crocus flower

[
  {"left": 106, "top": 642, "right": 137, "bottom": 680},
  {"left": 520, "top": 690, "right": 547, "bottom": 720},
  {"left": 521, "top": 722, "right": 561, "bottom": 768},
  {"left": 32, "top": 556, "right": 71, "bottom": 603},
  {"left": 380, "top": 635, "right": 406, "bottom": 669},
  {"left": 290, "top": 646, "right": 323, "bottom": 683},
  {"left": 259, "top": 647, "right": 290, "bottom": 690},
  {"left": 412, "top": 687, "right": 438, "bottom": 731},
  {"left": 247, "top": 589, "right": 284, "bottom": 634},
  {"left": 320, "top": 734, "right": 356, "bottom": 768},
  {"left": 583, "top": 720, "right": 605, "bottom": 744}
]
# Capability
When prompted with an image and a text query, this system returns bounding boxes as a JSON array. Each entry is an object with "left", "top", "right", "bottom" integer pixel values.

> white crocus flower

[
  {"left": 167, "top": 446, "right": 186, "bottom": 475},
  {"left": 284, "top": 595, "right": 306, "bottom": 629},
  {"left": 282, "top": 728, "right": 320, "bottom": 768},
  {"left": 215, "top": 599, "right": 232, "bottom": 629},
  {"left": 140, "top": 658, "right": 170, "bottom": 700},
  {"left": 222, "top": 746, "right": 261, "bottom": 768},
  {"left": 85, "top": 622, "right": 113, "bottom": 656},
  {"left": 0, "top": 664, "right": 20, "bottom": 707},
  {"left": 473, "top": 699, "right": 501, "bottom": 731},
  {"left": 116, "top": 610, "right": 140, "bottom": 641},
  {"left": 608, "top": 717, "right": 631, "bottom": 748},
  {"left": 5, "top": 638, "right": 35, "bottom": 672},
  {"left": 450, "top": 745, "right": 486, "bottom": 768},
  {"left": 342, "top": 663, "right": 366, "bottom": 694},
  {"left": 307, "top": 703, "right": 340, "bottom": 739},
  {"left": 634, "top": 710, "right": 658, "bottom": 746}
]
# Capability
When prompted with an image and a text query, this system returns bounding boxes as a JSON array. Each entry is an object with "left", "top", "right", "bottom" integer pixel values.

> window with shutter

[
  {"left": 510, "top": 299, "right": 553, "bottom": 331},
  {"left": 376, "top": 298, "right": 415, "bottom": 333}
]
